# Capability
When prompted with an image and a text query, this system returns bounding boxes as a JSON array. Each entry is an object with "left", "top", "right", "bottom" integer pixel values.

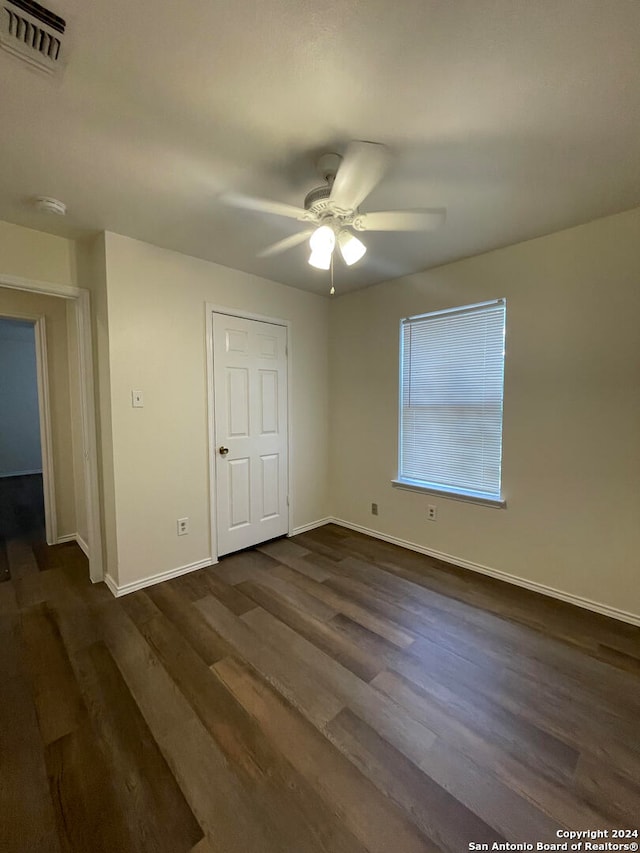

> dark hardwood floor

[
  {"left": 0, "top": 474, "right": 45, "bottom": 583},
  {"left": 1, "top": 523, "right": 639, "bottom": 852}
]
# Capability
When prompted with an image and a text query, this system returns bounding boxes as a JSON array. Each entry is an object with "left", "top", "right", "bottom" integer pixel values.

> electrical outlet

[
  {"left": 177, "top": 517, "right": 189, "bottom": 536},
  {"left": 371, "top": 502, "right": 378, "bottom": 516},
  {"left": 427, "top": 505, "right": 437, "bottom": 521}
]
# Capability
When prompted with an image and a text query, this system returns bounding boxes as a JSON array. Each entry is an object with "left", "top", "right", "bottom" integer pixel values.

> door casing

[{"left": 206, "top": 304, "right": 293, "bottom": 561}]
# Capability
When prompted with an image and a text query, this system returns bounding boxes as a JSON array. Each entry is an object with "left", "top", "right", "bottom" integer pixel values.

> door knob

[{"left": 219, "top": 446, "right": 229, "bottom": 456}]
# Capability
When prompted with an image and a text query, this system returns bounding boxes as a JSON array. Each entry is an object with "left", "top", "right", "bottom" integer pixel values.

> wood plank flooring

[
  {"left": 1, "top": 523, "right": 639, "bottom": 852},
  {"left": 0, "top": 474, "right": 45, "bottom": 558}
]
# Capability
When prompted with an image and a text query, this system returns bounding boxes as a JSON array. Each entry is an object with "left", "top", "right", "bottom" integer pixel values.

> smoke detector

[
  {"left": 34, "top": 196, "right": 66, "bottom": 215},
  {"left": 0, "top": 0, "right": 67, "bottom": 74}
]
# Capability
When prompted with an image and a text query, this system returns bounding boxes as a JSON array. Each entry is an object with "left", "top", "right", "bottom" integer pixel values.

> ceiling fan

[{"left": 222, "top": 141, "right": 446, "bottom": 272}]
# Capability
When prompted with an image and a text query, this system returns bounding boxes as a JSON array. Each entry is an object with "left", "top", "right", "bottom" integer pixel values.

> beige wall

[
  {"left": 0, "top": 287, "right": 77, "bottom": 537},
  {"left": 329, "top": 207, "right": 640, "bottom": 618},
  {"left": 0, "top": 220, "right": 76, "bottom": 286},
  {"left": 101, "top": 232, "right": 330, "bottom": 587}
]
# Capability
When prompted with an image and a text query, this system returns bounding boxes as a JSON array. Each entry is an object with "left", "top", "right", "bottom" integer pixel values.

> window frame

[{"left": 393, "top": 299, "right": 507, "bottom": 508}]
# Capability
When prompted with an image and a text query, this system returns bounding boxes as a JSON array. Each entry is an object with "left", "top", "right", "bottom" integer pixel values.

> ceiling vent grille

[{"left": 0, "top": 0, "right": 66, "bottom": 74}]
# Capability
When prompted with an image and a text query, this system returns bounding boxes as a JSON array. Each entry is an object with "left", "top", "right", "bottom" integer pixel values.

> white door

[{"left": 213, "top": 312, "right": 289, "bottom": 557}]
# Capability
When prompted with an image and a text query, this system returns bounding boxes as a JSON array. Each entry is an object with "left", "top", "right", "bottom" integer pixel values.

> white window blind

[{"left": 398, "top": 299, "right": 506, "bottom": 503}]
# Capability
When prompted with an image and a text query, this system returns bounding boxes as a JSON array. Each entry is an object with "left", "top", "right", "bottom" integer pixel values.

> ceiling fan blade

[
  {"left": 330, "top": 141, "right": 389, "bottom": 211},
  {"left": 353, "top": 208, "right": 446, "bottom": 232},
  {"left": 258, "top": 230, "right": 314, "bottom": 258},
  {"left": 221, "top": 192, "right": 309, "bottom": 221}
]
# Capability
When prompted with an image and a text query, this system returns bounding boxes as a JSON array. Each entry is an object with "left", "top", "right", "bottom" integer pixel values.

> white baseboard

[
  {"left": 104, "top": 557, "right": 216, "bottom": 598},
  {"left": 0, "top": 469, "right": 43, "bottom": 478},
  {"left": 103, "top": 573, "right": 119, "bottom": 597},
  {"left": 290, "top": 517, "right": 333, "bottom": 536},
  {"left": 76, "top": 534, "right": 90, "bottom": 558},
  {"left": 56, "top": 532, "right": 90, "bottom": 558},
  {"left": 329, "top": 517, "right": 640, "bottom": 628}
]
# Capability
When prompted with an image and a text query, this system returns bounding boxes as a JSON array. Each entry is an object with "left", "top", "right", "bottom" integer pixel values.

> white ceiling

[{"left": 1, "top": 0, "right": 639, "bottom": 294}]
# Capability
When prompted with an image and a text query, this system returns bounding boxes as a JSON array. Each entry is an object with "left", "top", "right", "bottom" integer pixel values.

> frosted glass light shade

[
  {"left": 308, "top": 225, "right": 335, "bottom": 269},
  {"left": 308, "top": 250, "right": 332, "bottom": 270},
  {"left": 309, "top": 225, "right": 335, "bottom": 254},
  {"left": 338, "top": 230, "right": 367, "bottom": 265}
]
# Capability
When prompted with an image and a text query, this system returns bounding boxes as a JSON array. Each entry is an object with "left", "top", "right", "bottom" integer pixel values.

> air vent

[{"left": 0, "top": 0, "right": 66, "bottom": 74}]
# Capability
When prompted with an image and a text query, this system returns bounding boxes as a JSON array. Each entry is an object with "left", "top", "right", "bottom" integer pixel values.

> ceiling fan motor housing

[
  {"left": 304, "top": 184, "right": 332, "bottom": 214},
  {"left": 304, "top": 152, "right": 345, "bottom": 216}
]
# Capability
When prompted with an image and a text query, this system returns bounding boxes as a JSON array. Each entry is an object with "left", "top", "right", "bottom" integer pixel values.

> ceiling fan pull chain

[{"left": 330, "top": 252, "right": 335, "bottom": 295}]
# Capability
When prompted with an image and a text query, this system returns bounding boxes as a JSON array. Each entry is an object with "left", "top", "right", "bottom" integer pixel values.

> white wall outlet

[
  {"left": 177, "top": 517, "right": 189, "bottom": 535},
  {"left": 371, "top": 502, "right": 379, "bottom": 516},
  {"left": 131, "top": 390, "right": 144, "bottom": 408},
  {"left": 427, "top": 505, "right": 437, "bottom": 521}
]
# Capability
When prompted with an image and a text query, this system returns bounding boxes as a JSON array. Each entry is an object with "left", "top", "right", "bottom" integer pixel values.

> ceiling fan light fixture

[
  {"left": 309, "top": 224, "right": 335, "bottom": 255},
  {"left": 337, "top": 230, "right": 366, "bottom": 266},
  {"left": 222, "top": 142, "right": 447, "bottom": 274},
  {"left": 308, "top": 250, "right": 332, "bottom": 270},
  {"left": 308, "top": 224, "right": 336, "bottom": 269}
]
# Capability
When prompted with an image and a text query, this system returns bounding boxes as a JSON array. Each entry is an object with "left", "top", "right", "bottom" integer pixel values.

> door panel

[
  {"left": 227, "top": 368, "right": 249, "bottom": 436},
  {"left": 227, "top": 328, "right": 249, "bottom": 353},
  {"left": 213, "top": 313, "right": 288, "bottom": 556},
  {"left": 228, "top": 457, "right": 250, "bottom": 528},
  {"left": 259, "top": 370, "right": 278, "bottom": 434},
  {"left": 257, "top": 333, "right": 278, "bottom": 358},
  {"left": 260, "top": 453, "right": 279, "bottom": 519}
]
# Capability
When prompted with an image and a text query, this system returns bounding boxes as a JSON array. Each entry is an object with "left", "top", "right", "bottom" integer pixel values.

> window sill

[{"left": 391, "top": 479, "right": 506, "bottom": 508}]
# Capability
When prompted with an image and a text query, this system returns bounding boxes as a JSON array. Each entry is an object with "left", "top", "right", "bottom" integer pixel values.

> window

[{"left": 395, "top": 299, "right": 506, "bottom": 505}]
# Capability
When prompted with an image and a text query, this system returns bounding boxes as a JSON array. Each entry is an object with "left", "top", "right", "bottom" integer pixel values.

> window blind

[{"left": 399, "top": 299, "right": 506, "bottom": 502}]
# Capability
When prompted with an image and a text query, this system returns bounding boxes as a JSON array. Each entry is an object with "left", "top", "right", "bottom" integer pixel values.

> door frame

[
  {"left": 205, "top": 303, "right": 293, "bottom": 560},
  {"left": 0, "top": 311, "right": 57, "bottom": 544},
  {"left": 0, "top": 273, "right": 104, "bottom": 583}
]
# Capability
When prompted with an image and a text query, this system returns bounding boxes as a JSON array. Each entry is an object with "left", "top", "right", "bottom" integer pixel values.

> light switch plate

[{"left": 132, "top": 390, "right": 144, "bottom": 408}]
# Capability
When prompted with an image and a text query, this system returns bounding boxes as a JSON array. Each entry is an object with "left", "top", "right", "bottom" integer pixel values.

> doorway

[
  {"left": 210, "top": 310, "right": 290, "bottom": 557},
  {"left": 0, "top": 317, "right": 54, "bottom": 562},
  {"left": 0, "top": 275, "right": 102, "bottom": 583}
]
